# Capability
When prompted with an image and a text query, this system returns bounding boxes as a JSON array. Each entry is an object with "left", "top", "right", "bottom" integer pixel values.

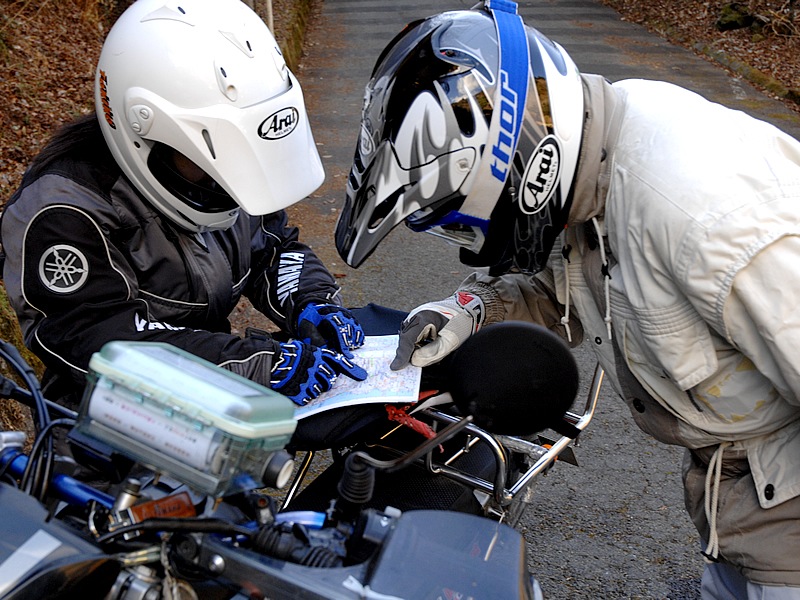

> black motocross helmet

[{"left": 335, "top": 0, "right": 585, "bottom": 274}]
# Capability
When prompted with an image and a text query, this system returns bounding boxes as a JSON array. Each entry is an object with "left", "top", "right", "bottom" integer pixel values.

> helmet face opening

[
  {"left": 148, "top": 144, "right": 238, "bottom": 214},
  {"left": 426, "top": 222, "right": 484, "bottom": 248},
  {"left": 407, "top": 201, "right": 489, "bottom": 253}
]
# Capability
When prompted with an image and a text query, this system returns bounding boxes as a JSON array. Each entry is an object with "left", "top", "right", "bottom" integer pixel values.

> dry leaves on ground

[
  {"left": 1, "top": 1, "right": 107, "bottom": 201},
  {"left": 600, "top": 0, "right": 800, "bottom": 111}
]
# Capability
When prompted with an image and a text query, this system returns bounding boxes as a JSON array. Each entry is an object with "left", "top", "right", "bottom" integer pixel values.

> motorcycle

[{"left": 0, "top": 317, "right": 601, "bottom": 599}]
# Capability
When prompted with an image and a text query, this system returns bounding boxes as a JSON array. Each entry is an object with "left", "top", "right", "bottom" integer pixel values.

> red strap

[{"left": 385, "top": 404, "right": 442, "bottom": 450}]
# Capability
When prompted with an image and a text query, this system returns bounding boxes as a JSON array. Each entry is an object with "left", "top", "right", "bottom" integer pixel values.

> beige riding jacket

[{"left": 465, "top": 74, "right": 800, "bottom": 511}]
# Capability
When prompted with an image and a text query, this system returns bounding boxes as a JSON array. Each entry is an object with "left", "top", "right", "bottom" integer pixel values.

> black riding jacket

[{"left": 1, "top": 139, "right": 341, "bottom": 400}]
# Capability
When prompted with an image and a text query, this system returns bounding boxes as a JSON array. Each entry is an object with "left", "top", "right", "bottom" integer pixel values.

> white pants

[{"left": 702, "top": 563, "right": 800, "bottom": 600}]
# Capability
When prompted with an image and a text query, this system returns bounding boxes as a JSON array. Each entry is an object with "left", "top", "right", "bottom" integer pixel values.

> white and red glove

[{"left": 391, "top": 290, "right": 487, "bottom": 370}]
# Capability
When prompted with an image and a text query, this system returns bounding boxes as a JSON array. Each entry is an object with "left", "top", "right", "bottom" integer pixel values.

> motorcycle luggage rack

[
  {"left": 417, "top": 364, "right": 603, "bottom": 511},
  {"left": 282, "top": 365, "right": 603, "bottom": 515}
]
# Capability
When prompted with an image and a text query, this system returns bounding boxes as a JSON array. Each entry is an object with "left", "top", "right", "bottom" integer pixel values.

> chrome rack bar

[
  {"left": 507, "top": 365, "right": 603, "bottom": 497},
  {"left": 420, "top": 364, "right": 604, "bottom": 507}
]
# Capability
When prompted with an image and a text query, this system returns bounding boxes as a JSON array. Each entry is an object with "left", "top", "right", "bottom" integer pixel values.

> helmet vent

[
  {"left": 214, "top": 60, "right": 239, "bottom": 101},
  {"left": 141, "top": 5, "right": 194, "bottom": 25},
  {"left": 367, "top": 187, "right": 404, "bottom": 230},
  {"left": 202, "top": 129, "right": 217, "bottom": 159},
  {"left": 220, "top": 30, "right": 255, "bottom": 58}
]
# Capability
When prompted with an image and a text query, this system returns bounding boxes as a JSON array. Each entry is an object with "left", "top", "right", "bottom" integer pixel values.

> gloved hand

[
  {"left": 391, "top": 290, "right": 486, "bottom": 370},
  {"left": 297, "top": 303, "right": 365, "bottom": 358},
  {"left": 270, "top": 340, "right": 368, "bottom": 406}
]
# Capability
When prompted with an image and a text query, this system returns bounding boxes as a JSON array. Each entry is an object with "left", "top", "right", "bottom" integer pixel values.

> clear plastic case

[{"left": 75, "top": 341, "right": 297, "bottom": 497}]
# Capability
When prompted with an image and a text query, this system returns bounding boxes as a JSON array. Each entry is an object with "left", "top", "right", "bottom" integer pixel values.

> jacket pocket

[
  {"left": 746, "top": 422, "right": 800, "bottom": 509},
  {"left": 621, "top": 297, "right": 718, "bottom": 390}
]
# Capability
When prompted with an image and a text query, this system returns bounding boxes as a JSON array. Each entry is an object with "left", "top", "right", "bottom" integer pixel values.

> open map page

[{"left": 294, "top": 335, "right": 422, "bottom": 420}]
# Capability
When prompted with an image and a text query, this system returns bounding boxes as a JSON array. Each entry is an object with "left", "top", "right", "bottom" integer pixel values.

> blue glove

[
  {"left": 297, "top": 303, "right": 365, "bottom": 358},
  {"left": 269, "top": 340, "right": 368, "bottom": 405}
]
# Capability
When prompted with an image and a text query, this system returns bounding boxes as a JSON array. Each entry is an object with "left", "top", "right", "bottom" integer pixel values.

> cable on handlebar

[
  {"left": 20, "top": 417, "right": 76, "bottom": 501},
  {"left": 96, "top": 517, "right": 254, "bottom": 545},
  {"left": 0, "top": 340, "right": 65, "bottom": 502},
  {"left": 0, "top": 341, "right": 49, "bottom": 433},
  {"left": 0, "top": 448, "right": 23, "bottom": 486}
]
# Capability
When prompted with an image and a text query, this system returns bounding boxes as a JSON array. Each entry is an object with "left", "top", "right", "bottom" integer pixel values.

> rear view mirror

[{"left": 447, "top": 322, "right": 580, "bottom": 437}]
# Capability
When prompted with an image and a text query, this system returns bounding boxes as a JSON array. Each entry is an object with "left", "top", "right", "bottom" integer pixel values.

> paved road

[{"left": 292, "top": 1, "right": 800, "bottom": 598}]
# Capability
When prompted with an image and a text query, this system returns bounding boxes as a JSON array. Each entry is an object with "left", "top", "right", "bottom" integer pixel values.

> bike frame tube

[{"left": 0, "top": 450, "right": 115, "bottom": 509}]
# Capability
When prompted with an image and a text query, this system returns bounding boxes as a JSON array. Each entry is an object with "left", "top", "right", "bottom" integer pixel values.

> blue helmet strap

[{"left": 458, "top": 0, "right": 530, "bottom": 226}]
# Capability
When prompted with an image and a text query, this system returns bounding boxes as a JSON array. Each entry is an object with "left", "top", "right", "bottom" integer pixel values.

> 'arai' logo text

[
  {"left": 519, "top": 135, "right": 562, "bottom": 215},
  {"left": 258, "top": 107, "right": 299, "bottom": 139}
]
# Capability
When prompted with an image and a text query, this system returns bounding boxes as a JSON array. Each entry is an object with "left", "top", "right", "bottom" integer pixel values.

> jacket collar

[{"left": 568, "top": 74, "right": 625, "bottom": 226}]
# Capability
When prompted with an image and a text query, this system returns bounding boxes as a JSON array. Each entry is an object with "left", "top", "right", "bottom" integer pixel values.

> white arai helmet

[{"left": 95, "top": 0, "right": 324, "bottom": 232}]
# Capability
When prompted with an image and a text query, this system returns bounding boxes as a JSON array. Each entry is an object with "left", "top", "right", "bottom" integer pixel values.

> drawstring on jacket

[
  {"left": 559, "top": 219, "right": 613, "bottom": 343},
  {"left": 702, "top": 441, "right": 733, "bottom": 562},
  {"left": 560, "top": 243, "right": 573, "bottom": 343},
  {"left": 591, "top": 217, "right": 613, "bottom": 340}
]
